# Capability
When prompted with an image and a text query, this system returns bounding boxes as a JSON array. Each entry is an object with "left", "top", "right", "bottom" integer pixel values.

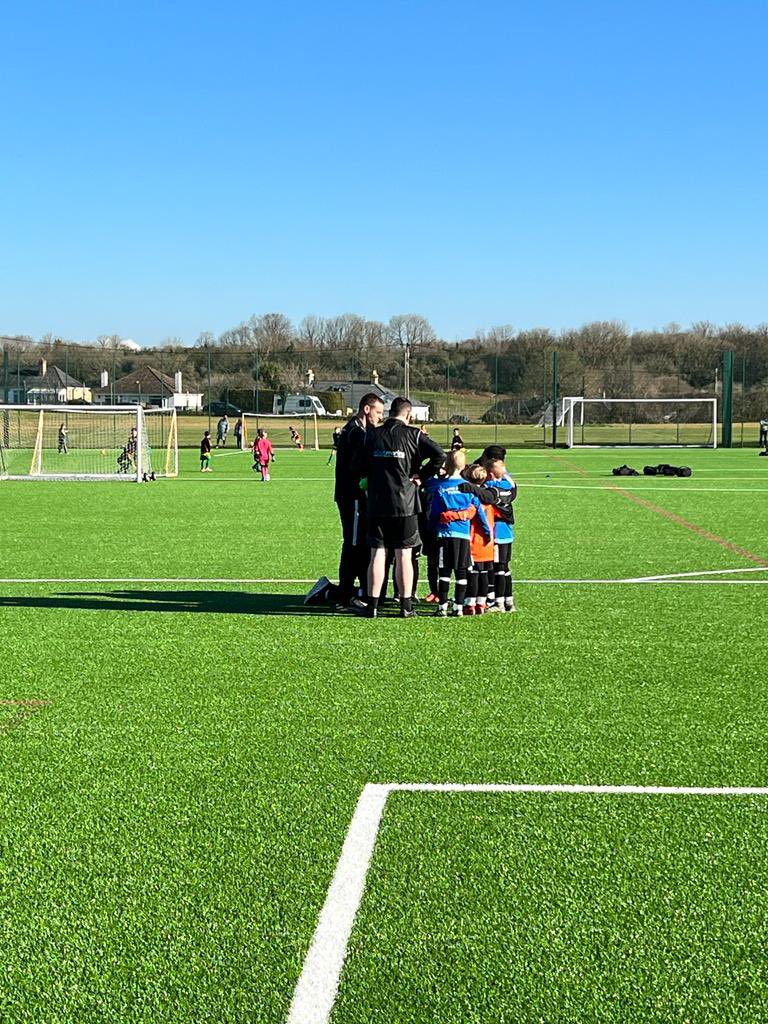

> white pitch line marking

[
  {"left": 287, "top": 784, "right": 389, "bottom": 1024},
  {"left": 1, "top": 568, "right": 767, "bottom": 586},
  {"left": 522, "top": 483, "right": 768, "bottom": 492},
  {"left": 623, "top": 566, "right": 768, "bottom": 582},
  {"left": 288, "top": 781, "right": 768, "bottom": 1024}
]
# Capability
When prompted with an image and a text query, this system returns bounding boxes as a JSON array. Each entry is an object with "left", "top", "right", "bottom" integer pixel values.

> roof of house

[
  {"left": 314, "top": 379, "right": 429, "bottom": 408},
  {"left": 26, "top": 365, "right": 84, "bottom": 389},
  {"left": 96, "top": 366, "right": 176, "bottom": 395}
]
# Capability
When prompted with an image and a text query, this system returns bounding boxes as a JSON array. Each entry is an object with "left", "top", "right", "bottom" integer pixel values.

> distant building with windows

[
  {"left": 22, "top": 361, "right": 92, "bottom": 404},
  {"left": 94, "top": 366, "right": 203, "bottom": 411}
]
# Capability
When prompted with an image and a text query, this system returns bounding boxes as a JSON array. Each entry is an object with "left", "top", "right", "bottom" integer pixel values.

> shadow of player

[{"left": 0, "top": 590, "right": 335, "bottom": 617}]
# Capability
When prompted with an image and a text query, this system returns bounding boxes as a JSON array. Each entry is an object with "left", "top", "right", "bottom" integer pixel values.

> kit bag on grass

[{"left": 644, "top": 464, "right": 692, "bottom": 478}]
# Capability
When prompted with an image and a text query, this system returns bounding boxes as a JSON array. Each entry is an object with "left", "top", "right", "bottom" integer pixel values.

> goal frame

[
  {"left": 241, "top": 411, "right": 320, "bottom": 451},
  {"left": 143, "top": 407, "right": 179, "bottom": 478},
  {"left": 562, "top": 396, "right": 718, "bottom": 449},
  {"left": 0, "top": 404, "right": 178, "bottom": 481}
]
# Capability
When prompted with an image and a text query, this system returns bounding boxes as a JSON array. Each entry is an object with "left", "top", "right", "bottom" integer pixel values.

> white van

[{"left": 272, "top": 393, "right": 327, "bottom": 416}]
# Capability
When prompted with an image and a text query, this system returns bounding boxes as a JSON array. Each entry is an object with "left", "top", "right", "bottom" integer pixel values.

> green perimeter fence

[{"left": 2, "top": 340, "right": 766, "bottom": 449}]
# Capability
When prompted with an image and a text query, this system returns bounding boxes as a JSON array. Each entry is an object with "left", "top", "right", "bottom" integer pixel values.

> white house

[
  {"left": 94, "top": 366, "right": 203, "bottom": 410},
  {"left": 24, "top": 361, "right": 92, "bottom": 404}
]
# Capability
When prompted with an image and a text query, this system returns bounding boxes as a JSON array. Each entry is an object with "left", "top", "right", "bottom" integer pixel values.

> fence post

[
  {"left": 721, "top": 350, "right": 733, "bottom": 448},
  {"left": 207, "top": 349, "right": 212, "bottom": 432},
  {"left": 2, "top": 348, "right": 8, "bottom": 403},
  {"left": 551, "top": 350, "right": 559, "bottom": 448},
  {"left": 494, "top": 351, "right": 499, "bottom": 444},
  {"left": 255, "top": 345, "right": 260, "bottom": 413},
  {"left": 445, "top": 353, "right": 450, "bottom": 447}
]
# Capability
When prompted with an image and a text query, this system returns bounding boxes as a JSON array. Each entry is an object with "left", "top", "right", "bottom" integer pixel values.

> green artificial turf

[{"left": 1, "top": 447, "right": 767, "bottom": 1022}]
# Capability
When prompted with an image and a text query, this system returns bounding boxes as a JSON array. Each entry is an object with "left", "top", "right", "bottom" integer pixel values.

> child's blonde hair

[
  {"left": 464, "top": 463, "right": 487, "bottom": 483},
  {"left": 445, "top": 449, "right": 467, "bottom": 475}
]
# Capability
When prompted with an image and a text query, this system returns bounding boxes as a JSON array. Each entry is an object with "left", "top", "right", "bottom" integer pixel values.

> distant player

[
  {"left": 253, "top": 429, "right": 274, "bottom": 481},
  {"left": 200, "top": 430, "right": 212, "bottom": 471},
  {"left": 117, "top": 426, "right": 138, "bottom": 474},
  {"left": 327, "top": 425, "right": 342, "bottom": 465},
  {"left": 289, "top": 425, "right": 303, "bottom": 450},
  {"left": 216, "top": 415, "right": 229, "bottom": 448},
  {"left": 450, "top": 427, "right": 465, "bottom": 451},
  {"left": 234, "top": 417, "right": 244, "bottom": 450},
  {"left": 57, "top": 422, "right": 69, "bottom": 454},
  {"left": 760, "top": 417, "right": 768, "bottom": 450},
  {"left": 127, "top": 426, "right": 138, "bottom": 461}
]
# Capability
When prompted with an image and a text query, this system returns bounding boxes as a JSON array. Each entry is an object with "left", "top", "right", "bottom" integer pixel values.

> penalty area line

[{"left": 287, "top": 781, "right": 768, "bottom": 1024}]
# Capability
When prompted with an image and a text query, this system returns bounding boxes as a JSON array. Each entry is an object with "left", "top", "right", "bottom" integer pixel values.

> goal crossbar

[{"left": 562, "top": 396, "right": 718, "bottom": 449}]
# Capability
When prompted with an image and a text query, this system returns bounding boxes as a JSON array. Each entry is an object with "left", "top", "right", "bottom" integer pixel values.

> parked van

[{"left": 272, "top": 393, "right": 327, "bottom": 416}]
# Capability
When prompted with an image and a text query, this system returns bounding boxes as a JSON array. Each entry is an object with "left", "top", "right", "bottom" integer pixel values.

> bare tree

[
  {"left": 253, "top": 313, "right": 295, "bottom": 353},
  {"left": 387, "top": 314, "right": 436, "bottom": 348},
  {"left": 298, "top": 315, "right": 324, "bottom": 348}
]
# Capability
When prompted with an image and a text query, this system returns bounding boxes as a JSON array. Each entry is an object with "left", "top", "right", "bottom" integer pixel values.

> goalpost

[
  {"left": 240, "top": 412, "right": 319, "bottom": 451},
  {"left": 562, "top": 397, "right": 718, "bottom": 448},
  {"left": 0, "top": 405, "right": 179, "bottom": 481}
]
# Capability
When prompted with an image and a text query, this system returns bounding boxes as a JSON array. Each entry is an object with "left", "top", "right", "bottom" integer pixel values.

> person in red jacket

[{"left": 253, "top": 429, "right": 274, "bottom": 482}]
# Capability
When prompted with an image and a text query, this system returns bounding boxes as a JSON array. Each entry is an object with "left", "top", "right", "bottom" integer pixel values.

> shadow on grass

[{"left": 0, "top": 590, "right": 338, "bottom": 617}]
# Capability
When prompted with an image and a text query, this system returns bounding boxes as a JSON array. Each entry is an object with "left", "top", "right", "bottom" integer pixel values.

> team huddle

[{"left": 329, "top": 393, "right": 517, "bottom": 619}]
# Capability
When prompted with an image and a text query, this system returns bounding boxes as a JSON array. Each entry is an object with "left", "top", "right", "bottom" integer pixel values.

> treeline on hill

[{"left": 3, "top": 315, "right": 768, "bottom": 422}]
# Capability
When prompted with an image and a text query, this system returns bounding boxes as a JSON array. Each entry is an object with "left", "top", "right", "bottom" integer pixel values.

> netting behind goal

[
  {"left": 241, "top": 413, "right": 319, "bottom": 450},
  {"left": 564, "top": 398, "right": 718, "bottom": 448},
  {"left": 0, "top": 405, "right": 178, "bottom": 480}
]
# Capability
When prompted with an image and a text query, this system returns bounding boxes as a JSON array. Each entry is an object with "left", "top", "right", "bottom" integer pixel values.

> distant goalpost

[
  {"left": 0, "top": 405, "right": 178, "bottom": 481},
  {"left": 562, "top": 397, "right": 718, "bottom": 449},
  {"left": 241, "top": 412, "right": 319, "bottom": 451}
]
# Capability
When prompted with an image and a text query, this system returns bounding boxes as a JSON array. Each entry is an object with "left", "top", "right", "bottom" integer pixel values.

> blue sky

[{"left": 2, "top": 0, "right": 766, "bottom": 345}]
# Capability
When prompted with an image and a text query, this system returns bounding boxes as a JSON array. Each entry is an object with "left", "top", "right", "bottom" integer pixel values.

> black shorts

[
  {"left": 494, "top": 543, "right": 512, "bottom": 568},
  {"left": 368, "top": 515, "right": 420, "bottom": 550},
  {"left": 437, "top": 538, "right": 471, "bottom": 574}
]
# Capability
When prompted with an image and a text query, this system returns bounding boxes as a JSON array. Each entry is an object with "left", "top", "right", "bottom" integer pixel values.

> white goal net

[
  {"left": 241, "top": 412, "right": 319, "bottom": 451},
  {"left": 0, "top": 405, "right": 178, "bottom": 481},
  {"left": 563, "top": 397, "right": 718, "bottom": 448}
]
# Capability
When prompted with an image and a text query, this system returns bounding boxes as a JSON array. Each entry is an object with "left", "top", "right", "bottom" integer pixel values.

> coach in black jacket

[
  {"left": 333, "top": 392, "right": 385, "bottom": 607},
  {"left": 358, "top": 397, "right": 445, "bottom": 617}
]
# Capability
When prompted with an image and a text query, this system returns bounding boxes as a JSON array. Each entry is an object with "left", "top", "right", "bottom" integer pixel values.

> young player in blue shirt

[
  {"left": 426, "top": 449, "right": 490, "bottom": 616},
  {"left": 483, "top": 458, "right": 517, "bottom": 611}
]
